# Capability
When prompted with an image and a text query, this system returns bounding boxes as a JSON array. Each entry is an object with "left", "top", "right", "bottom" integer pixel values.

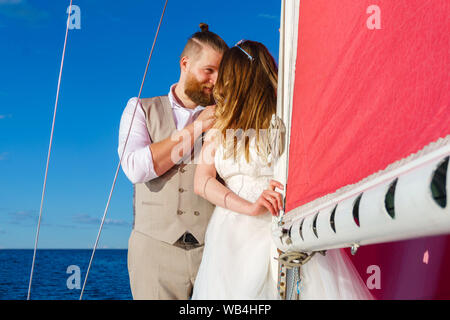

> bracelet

[
  {"left": 203, "top": 176, "right": 213, "bottom": 198},
  {"left": 224, "top": 191, "right": 232, "bottom": 209}
]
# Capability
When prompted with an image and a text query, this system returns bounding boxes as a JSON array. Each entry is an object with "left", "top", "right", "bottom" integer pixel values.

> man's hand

[{"left": 196, "top": 105, "right": 216, "bottom": 132}]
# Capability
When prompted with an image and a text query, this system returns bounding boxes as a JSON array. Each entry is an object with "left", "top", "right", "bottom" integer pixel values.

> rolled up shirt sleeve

[{"left": 118, "top": 97, "right": 158, "bottom": 184}]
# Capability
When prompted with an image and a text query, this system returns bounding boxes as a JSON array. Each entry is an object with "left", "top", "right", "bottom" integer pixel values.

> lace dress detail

[
  {"left": 192, "top": 139, "right": 280, "bottom": 300},
  {"left": 192, "top": 138, "right": 374, "bottom": 300}
]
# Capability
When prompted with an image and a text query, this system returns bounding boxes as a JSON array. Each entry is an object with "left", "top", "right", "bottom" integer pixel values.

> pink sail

[
  {"left": 287, "top": 0, "right": 449, "bottom": 211},
  {"left": 285, "top": 0, "right": 450, "bottom": 299}
]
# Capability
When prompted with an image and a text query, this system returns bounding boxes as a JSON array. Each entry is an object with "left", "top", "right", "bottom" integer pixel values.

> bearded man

[{"left": 118, "top": 24, "right": 228, "bottom": 300}]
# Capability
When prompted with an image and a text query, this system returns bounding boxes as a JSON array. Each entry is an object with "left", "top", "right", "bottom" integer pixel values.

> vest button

[
  {"left": 177, "top": 210, "right": 184, "bottom": 215},
  {"left": 194, "top": 211, "right": 200, "bottom": 216},
  {"left": 179, "top": 188, "right": 185, "bottom": 193},
  {"left": 179, "top": 167, "right": 186, "bottom": 173}
]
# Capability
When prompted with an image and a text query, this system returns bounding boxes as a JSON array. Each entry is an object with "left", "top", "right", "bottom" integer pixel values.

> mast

[{"left": 273, "top": 0, "right": 300, "bottom": 252}]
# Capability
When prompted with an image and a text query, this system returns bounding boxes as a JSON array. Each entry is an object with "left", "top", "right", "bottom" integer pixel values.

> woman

[{"left": 191, "top": 40, "right": 373, "bottom": 300}]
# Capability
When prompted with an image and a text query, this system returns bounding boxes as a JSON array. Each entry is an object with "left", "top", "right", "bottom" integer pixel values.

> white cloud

[
  {"left": 0, "top": 0, "right": 49, "bottom": 23},
  {"left": 0, "top": 0, "right": 23, "bottom": 4},
  {"left": 8, "top": 209, "right": 38, "bottom": 225},
  {"left": 73, "top": 213, "right": 131, "bottom": 227},
  {"left": 258, "top": 13, "right": 278, "bottom": 20}
]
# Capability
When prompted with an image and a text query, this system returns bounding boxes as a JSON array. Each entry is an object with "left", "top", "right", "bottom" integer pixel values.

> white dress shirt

[{"left": 118, "top": 84, "right": 205, "bottom": 184}]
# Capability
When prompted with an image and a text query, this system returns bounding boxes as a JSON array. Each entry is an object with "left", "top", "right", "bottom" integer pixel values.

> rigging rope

[
  {"left": 27, "top": 0, "right": 73, "bottom": 300},
  {"left": 79, "top": 0, "right": 169, "bottom": 300}
]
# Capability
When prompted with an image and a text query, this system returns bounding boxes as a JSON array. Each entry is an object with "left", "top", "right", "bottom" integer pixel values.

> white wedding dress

[{"left": 192, "top": 139, "right": 373, "bottom": 300}]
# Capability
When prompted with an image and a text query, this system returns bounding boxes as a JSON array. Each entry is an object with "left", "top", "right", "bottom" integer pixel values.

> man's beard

[{"left": 184, "top": 73, "right": 215, "bottom": 106}]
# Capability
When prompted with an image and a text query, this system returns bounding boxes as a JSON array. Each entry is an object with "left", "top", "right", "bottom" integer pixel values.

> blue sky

[{"left": 0, "top": 0, "right": 281, "bottom": 248}]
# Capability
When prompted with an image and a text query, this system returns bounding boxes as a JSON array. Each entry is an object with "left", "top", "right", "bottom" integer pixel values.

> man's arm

[
  {"left": 118, "top": 98, "right": 217, "bottom": 183},
  {"left": 118, "top": 97, "right": 158, "bottom": 184},
  {"left": 150, "top": 104, "right": 216, "bottom": 177}
]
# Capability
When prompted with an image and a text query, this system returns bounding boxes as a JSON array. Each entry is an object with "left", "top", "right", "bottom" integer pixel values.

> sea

[{"left": 0, "top": 249, "right": 132, "bottom": 300}]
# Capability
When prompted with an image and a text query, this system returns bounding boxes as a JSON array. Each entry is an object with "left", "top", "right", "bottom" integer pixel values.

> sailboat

[
  {"left": 27, "top": 0, "right": 448, "bottom": 300},
  {"left": 273, "top": 0, "right": 450, "bottom": 299}
]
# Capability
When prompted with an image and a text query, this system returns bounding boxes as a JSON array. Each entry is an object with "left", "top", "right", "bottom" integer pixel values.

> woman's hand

[{"left": 249, "top": 180, "right": 284, "bottom": 216}]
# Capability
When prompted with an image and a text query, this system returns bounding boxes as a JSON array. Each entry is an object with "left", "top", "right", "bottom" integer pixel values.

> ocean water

[{"left": 0, "top": 249, "right": 132, "bottom": 300}]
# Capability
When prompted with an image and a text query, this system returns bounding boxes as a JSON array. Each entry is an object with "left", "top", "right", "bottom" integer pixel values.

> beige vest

[{"left": 133, "top": 96, "right": 215, "bottom": 245}]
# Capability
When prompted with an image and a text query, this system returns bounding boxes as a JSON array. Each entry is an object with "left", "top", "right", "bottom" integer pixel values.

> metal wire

[
  {"left": 27, "top": 0, "right": 73, "bottom": 300},
  {"left": 79, "top": 0, "right": 169, "bottom": 300}
]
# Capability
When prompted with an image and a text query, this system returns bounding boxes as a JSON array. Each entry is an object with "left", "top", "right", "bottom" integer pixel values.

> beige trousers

[{"left": 127, "top": 229, "right": 204, "bottom": 300}]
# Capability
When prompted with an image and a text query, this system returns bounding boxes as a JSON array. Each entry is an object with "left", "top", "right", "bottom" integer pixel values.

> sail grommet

[
  {"left": 312, "top": 212, "right": 319, "bottom": 238},
  {"left": 385, "top": 179, "right": 398, "bottom": 219},
  {"left": 430, "top": 156, "right": 448, "bottom": 209},
  {"left": 352, "top": 194, "right": 363, "bottom": 227}
]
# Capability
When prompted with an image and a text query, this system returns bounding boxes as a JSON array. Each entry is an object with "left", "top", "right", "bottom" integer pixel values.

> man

[{"left": 118, "top": 24, "right": 228, "bottom": 299}]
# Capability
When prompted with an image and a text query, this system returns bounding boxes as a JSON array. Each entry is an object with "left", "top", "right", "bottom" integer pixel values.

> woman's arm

[{"left": 194, "top": 130, "right": 283, "bottom": 216}]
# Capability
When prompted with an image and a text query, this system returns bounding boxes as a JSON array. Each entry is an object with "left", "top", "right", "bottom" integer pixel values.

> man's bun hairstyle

[
  {"left": 180, "top": 23, "right": 228, "bottom": 58},
  {"left": 199, "top": 23, "right": 209, "bottom": 32}
]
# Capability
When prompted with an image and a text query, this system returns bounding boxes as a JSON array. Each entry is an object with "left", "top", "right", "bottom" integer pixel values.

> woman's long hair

[{"left": 213, "top": 40, "right": 281, "bottom": 164}]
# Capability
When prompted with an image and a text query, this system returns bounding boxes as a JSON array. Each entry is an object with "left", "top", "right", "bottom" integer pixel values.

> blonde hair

[{"left": 212, "top": 40, "right": 282, "bottom": 164}]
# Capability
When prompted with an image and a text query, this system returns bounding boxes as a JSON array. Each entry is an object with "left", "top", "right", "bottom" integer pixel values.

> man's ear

[{"left": 180, "top": 56, "right": 189, "bottom": 72}]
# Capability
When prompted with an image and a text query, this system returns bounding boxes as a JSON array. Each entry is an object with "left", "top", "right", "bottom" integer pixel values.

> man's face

[{"left": 184, "top": 45, "right": 223, "bottom": 106}]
